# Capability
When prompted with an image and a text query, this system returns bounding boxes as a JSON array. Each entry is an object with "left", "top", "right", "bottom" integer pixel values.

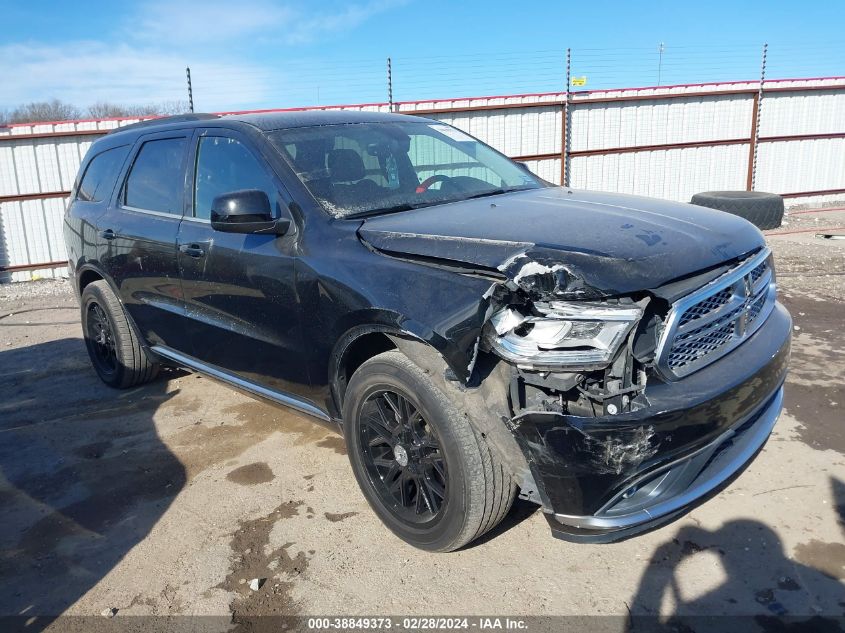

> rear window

[
  {"left": 76, "top": 145, "right": 130, "bottom": 202},
  {"left": 123, "top": 138, "right": 187, "bottom": 214}
]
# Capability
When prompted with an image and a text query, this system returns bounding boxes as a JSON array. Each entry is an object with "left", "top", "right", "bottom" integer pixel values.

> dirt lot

[{"left": 1, "top": 210, "right": 844, "bottom": 631}]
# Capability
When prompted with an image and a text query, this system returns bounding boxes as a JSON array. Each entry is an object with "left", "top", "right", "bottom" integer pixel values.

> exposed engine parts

[{"left": 480, "top": 266, "right": 655, "bottom": 418}]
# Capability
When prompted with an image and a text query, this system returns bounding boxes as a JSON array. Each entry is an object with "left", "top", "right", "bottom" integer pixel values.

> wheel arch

[
  {"left": 330, "top": 326, "right": 398, "bottom": 413},
  {"left": 78, "top": 266, "right": 105, "bottom": 295},
  {"left": 76, "top": 262, "right": 118, "bottom": 296},
  {"left": 328, "top": 314, "right": 463, "bottom": 419}
]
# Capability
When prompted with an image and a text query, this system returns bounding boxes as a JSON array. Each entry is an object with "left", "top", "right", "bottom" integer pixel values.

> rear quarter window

[{"left": 76, "top": 145, "right": 130, "bottom": 202}]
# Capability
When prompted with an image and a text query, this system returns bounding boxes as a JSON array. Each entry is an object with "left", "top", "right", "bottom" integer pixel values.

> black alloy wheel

[
  {"left": 86, "top": 302, "right": 118, "bottom": 376},
  {"left": 343, "top": 350, "right": 516, "bottom": 551},
  {"left": 358, "top": 389, "right": 447, "bottom": 525}
]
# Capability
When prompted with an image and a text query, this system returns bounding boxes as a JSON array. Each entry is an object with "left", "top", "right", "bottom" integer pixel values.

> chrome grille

[
  {"left": 746, "top": 291, "right": 768, "bottom": 325},
  {"left": 677, "top": 288, "right": 732, "bottom": 326},
  {"left": 749, "top": 260, "right": 769, "bottom": 285},
  {"left": 657, "top": 249, "right": 776, "bottom": 379}
]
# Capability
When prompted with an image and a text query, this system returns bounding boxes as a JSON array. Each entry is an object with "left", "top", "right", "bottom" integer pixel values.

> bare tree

[
  {"left": 86, "top": 101, "right": 143, "bottom": 119},
  {"left": 150, "top": 101, "right": 191, "bottom": 116},
  {"left": 1, "top": 99, "right": 191, "bottom": 125},
  {"left": 86, "top": 100, "right": 189, "bottom": 118},
  {"left": 7, "top": 99, "right": 82, "bottom": 124}
]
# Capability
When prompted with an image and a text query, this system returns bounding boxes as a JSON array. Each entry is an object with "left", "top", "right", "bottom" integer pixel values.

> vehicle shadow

[
  {"left": 0, "top": 336, "right": 186, "bottom": 631},
  {"left": 626, "top": 514, "right": 845, "bottom": 632}
]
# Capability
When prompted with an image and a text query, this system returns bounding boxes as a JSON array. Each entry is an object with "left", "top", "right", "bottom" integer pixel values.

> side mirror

[{"left": 210, "top": 189, "right": 290, "bottom": 235}]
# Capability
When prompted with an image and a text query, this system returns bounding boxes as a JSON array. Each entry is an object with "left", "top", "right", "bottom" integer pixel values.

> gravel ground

[
  {"left": 770, "top": 207, "right": 845, "bottom": 302},
  {"left": 0, "top": 214, "right": 843, "bottom": 632},
  {"left": 0, "top": 276, "right": 72, "bottom": 303}
]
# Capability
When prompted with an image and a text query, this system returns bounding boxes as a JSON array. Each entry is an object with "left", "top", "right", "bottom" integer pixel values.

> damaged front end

[
  {"left": 357, "top": 211, "right": 790, "bottom": 542},
  {"left": 476, "top": 249, "right": 790, "bottom": 543},
  {"left": 482, "top": 252, "right": 658, "bottom": 423},
  {"left": 485, "top": 299, "right": 648, "bottom": 419}
]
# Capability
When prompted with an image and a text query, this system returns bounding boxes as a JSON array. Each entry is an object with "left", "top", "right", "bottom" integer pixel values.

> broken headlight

[{"left": 485, "top": 301, "right": 643, "bottom": 370}]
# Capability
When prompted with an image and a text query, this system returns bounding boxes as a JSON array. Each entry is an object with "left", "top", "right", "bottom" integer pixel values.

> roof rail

[{"left": 109, "top": 113, "right": 221, "bottom": 134}]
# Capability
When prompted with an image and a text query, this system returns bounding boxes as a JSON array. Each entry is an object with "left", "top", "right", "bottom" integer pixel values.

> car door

[
  {"left": 176, "top": 128, "right": 313, "bottom": 401},
  {"left": 99, "top": 131, "right": 191, "bottom": 349}
]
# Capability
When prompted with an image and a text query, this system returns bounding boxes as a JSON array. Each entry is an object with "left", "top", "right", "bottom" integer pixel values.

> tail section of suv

[{"left": 64, "top": 111, "right": 790, "bottom": 551}]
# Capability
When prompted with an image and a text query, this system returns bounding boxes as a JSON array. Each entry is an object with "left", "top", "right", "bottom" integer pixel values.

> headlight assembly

[{"left": 486, "top": 301, "right": 643, "bottom": 370}]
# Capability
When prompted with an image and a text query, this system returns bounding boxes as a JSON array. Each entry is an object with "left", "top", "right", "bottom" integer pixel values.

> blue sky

[{"left": 3, "top": 0, "right": 843, "bottom": 112}]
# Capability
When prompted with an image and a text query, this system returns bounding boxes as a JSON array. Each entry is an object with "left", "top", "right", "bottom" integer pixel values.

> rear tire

[
  {"left": 81, "top": 280, "right": 159, "bottom": 388},
  {"left": 343, "top": 350, "right": 515, "bottom": 552},
  {"left": 690, "top": 191, "right": 784, "bottom": 230}
]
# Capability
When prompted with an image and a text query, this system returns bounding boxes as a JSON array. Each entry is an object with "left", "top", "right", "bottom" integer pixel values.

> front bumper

[{"left": 510, "top": 302, "right": 791, "bottom": 542}]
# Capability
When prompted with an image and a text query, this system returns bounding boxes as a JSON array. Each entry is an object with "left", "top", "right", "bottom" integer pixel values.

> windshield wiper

[
  {"left": 343, "top": 187, "right": 534, "bottom": 219},
  {"left": 343, "top": 202, "right": 426, "bottom": 219},
  {"left": 464, "top": 186, "right": 532, "bottom": 201}
]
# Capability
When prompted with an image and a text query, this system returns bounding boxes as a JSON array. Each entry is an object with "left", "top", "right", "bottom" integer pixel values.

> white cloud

[
  {"left": 283, "top": 0, "right": 407, "bottom": 44},
  {"left": 127, "top": 0, "right": 405, "bottom": 46},
  {"left": 130, "top": 0, "right": 296, "bottom": 46},
  {"left": 0, "top": 41, "right": 273, "bottom": 111},
  {"left": 1, "top": 0, "right": 406, "bottom": 112}
]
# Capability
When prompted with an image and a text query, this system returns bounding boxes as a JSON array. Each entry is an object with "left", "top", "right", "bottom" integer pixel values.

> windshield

[{"left": 268, "top": 121, "right": 547, "bottom": 218}]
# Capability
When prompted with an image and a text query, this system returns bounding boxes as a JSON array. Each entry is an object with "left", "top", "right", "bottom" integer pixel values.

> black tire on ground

[
  {"left": 80, "top": 280, "right": 159, "bottom": 388},
  {"left": 690, "top": 191, "right": 784, "bottom": 230},
  {"left": 342, "top": 350, "right": 516, "bottom": 552}
]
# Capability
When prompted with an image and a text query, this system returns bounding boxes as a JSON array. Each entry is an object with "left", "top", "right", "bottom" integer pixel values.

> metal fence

[{"left": 1, "top": 74, "right": 844, "bottom": 282}]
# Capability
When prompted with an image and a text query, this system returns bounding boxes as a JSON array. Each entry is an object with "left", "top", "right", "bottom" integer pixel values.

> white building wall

[
  {"left": 755, "top": 137, "right": 845, "bottom": 195},
  {"left": 1, "top": 80, "right": 843, "bottom": 282}
]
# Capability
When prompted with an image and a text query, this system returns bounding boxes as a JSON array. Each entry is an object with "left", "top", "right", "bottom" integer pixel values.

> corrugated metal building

[{"left": 1, "top": 77, "right": 844, "bottom": 281}]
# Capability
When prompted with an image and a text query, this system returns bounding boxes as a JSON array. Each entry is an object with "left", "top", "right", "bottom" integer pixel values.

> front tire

[
  {"left": 343, "top": 350, "right": 515, "bottom": 551},
  {"left": 81, "top": 280, "right": 159, "bottom": 388}
]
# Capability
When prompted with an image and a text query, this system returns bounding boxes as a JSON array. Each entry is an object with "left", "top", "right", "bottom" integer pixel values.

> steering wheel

[{"left": 415, "top": 174, "right": 452, "bottom": 194}]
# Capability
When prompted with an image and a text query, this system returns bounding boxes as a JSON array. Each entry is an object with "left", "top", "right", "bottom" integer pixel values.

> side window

[
  {"left": 123, "top": 138, "right": 187, "bottom": 214},
  {"left": 194, "top": 137, "right": 277, "bottom": 220},
  {"left": 77, "top": 145, "right": 130, "bottom": 202}
]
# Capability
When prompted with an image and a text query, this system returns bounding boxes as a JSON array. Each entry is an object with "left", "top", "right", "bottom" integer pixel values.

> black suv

[{"left": 64, "top": 111, "right": 791, "bottom": 551}]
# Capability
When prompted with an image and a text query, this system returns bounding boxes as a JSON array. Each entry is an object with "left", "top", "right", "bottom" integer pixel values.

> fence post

[
  {"left": 186, "top": 67, "right": 194, "bottom": 113},
  {"left": 561, "top": 48, "right": 571, "bottom": 187},
  {"left": 387, "top": 57, "right": 394, "bottom": 112},
  {"left": 746, "top": 43, "right": 767, "bottom": 190},
  {"left": 657, "top": 42, "right": 665, "bottom": 86}
]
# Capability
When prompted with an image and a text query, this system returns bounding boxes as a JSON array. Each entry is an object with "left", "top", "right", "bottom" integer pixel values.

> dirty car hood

[{"left": 357, "top": 187, "right": 765, "bottom": 297}]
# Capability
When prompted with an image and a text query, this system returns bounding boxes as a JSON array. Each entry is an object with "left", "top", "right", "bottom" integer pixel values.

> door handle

[
  {"left": 99, "top": 229, "right": 117, "bottom": 240},
  {"left": 179, "top": 243, "right": 205, "bottom": 258}
]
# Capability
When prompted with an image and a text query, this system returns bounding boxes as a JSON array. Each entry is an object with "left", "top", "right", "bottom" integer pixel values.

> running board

[{"left": 150, "top": 345, "right": 330, "bottom": 421}]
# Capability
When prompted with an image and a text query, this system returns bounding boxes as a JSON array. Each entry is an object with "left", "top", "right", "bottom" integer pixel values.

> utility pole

[
  {"left": 748, "top": 43, "right": 768, "bottom": 191},
  {"left": 561, "top": 48, "right": 571, "bottom": 187},
  {"left": 186, "top": 67, "right": 194, "bottom": 113},
  {"left": 387, "top": 57, "right": 394, "bottom": 112},
  {"left": 657, "top": 42, "right": 665, "bottom": 86}
]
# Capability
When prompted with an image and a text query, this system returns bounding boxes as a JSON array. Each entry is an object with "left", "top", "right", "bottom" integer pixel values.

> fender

[{"left": 328, "top": 317, "right": 448, "bottom": 417}]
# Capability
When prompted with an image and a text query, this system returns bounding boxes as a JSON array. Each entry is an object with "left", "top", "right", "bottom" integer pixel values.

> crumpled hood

[{"left": 357, "top": 187, "right": 765, "bottom": 297}]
